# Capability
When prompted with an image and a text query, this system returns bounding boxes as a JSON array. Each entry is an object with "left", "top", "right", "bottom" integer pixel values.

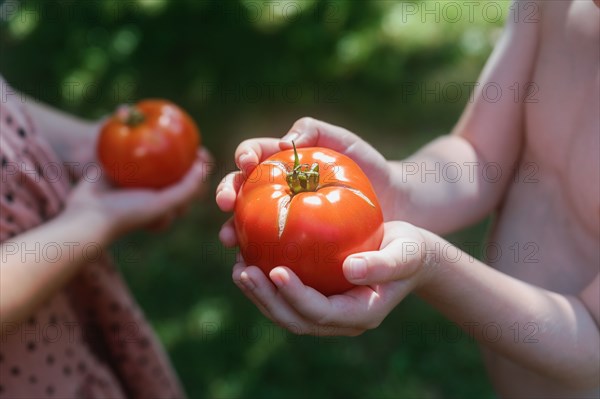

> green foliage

[{"left": 1, "top": 1, "right": 507, "bottom": 397}]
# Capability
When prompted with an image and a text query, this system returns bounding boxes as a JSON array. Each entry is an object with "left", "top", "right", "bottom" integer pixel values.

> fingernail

[
  {"left": 238, "top": 152, "right": 252, "bottom": 165},
  {"left": 281, "top": 132, "right": 299, "bottom": 143},
  {"left": 348, "top": 258, "right": 367, "bottom": 280},
  {"left": 271, "top": 272, "right": 285, "bottom": 288},
  {"left": 241, "top": 275, "right": 255, "bottom": 290}
]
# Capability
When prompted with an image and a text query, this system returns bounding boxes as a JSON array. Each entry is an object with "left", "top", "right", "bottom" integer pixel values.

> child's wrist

[
  {"left": 60, "top": 205, "right": 116, "bottom": 246},
  {"left": 386, "top": 161, "right": 415, "bottom": 221},
  {"left": 414, "top": 228, "right": 444, "bottom": 292}
]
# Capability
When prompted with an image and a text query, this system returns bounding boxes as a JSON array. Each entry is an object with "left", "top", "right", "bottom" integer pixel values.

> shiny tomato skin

[
  {"left": 234, "top": 147, "right": 384, "bottom": 296},
  {"left": 97, "top": 99, "right": 200, "bottom": 189}
]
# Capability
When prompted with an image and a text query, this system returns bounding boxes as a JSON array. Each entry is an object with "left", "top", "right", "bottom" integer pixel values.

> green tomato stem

[
  {"left": 117, "top": 105, "right": 146, "bottom": 126},
  {"left": 286, "top": 141, "right": 320, "bottom": 195}
]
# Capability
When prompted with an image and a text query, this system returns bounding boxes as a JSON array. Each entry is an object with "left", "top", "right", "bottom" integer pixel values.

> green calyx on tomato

[
  {"left": 276, "top": 143, "right": 378, "bottom": 239},
  {"left": 116, "top": 105, "right": 146, "bottom": 126},
  {"left": 286, "top": 142, "right": 320, "bottom": 194}
]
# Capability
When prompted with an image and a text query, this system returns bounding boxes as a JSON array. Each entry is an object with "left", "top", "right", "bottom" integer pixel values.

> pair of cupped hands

[{"left": 67, "top": 117, "right": 433, "bottom": 336}]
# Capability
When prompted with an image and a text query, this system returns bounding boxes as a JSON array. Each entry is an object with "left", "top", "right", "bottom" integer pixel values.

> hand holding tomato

[
  {"left": 217, "top": 117, "right": 400, "bottom": 226},
  {"left": 67, "top": 148, "right": 212, "bottom": 240},
  {"left": 235, "top": 143, "right": 384, "bottom": 295},
  {"left": 231, "top": 221, "right": 432, "bottom": 336},
  {"left": 217, "top": 117, "right": 404, "bottom": 256},
  {"left": 98, "top": 100, "right": 201, "bottom": 189},
  {"left": 217, "top": 117, "right": 427, "bottom": 334}
]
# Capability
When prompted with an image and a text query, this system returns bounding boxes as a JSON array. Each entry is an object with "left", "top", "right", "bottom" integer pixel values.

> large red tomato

[
  {"left": 235, "top": 144, "right": 384, "bottom": 296},
  {"left": 97, "top": 99, "right": 200, "bottom": 189}
]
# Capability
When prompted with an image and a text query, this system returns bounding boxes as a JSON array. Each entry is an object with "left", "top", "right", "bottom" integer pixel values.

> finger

[
  {"left": 84, "top": 174, "right": 113, "bottom": 192},
  {"left": 215, "top": 171, "right": 244, "bottom": 212},
  {"left": 343, "top": 230, "right": 424, "bottom": 285},
  {"left": 280, "top": 117, "right": 360, "bottom": 152},
  {"left": 269, "top": 268, "right": 372, "bottom": 335},
  {"left": 268, "top": 267, "right": 334, "bottom": 323},
  {"left": 235, "top": 264, "right": 367, "bottom": 336},
  {"left": 234, "top": 138, "right": 281, "bottom": 173},
  {"left": 279, "top": 118, "right": 389, "bottom": 187},
  {"left": 157, "top": 160, "right": 206, "bottom": 210},
  {"left": 198, "top": 147, "right": 215, "bottom": 163},
  {"left": 218, "top": 217, "right": 238, "bottom": 247},
  {"left": 239, "top": 266, "right": 313, "bottom": 332},
  {"left": 232, "top": 263, "right": 274, "bottom": 320}
]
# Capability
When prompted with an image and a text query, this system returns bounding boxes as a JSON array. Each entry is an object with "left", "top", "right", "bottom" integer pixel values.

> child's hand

[
  {"left": 65, "top": 148, "right": 212, "bottom": 240},
  {"left": 216, "top": 117, "right": 413, "bottom": 333},
  {"left": 231, "top": 221, "right": 433, "bottom": 336},
  {"left": 216, "top": 117, "right": 400, "bottom": 247}
]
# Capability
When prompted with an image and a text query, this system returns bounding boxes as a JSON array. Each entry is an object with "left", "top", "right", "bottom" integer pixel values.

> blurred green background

[{"left": 1, "top": 0, "right": 508, "bottom": 397}]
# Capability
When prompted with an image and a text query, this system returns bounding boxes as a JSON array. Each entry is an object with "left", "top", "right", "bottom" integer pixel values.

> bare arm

[
  {"left": 231, "top": 221, "right": 599, "bottom": 390},
  {"left": 0, "top": 153, "right": 210, "bottom": 328},
  {"left": 22, "top": 96, "right": 101, "bottom": 178},
  {"left": 416, "top": 233, "right": 600, "bottom": 389},
  {"left": 219, "top": 1, "right": 541, "bottom": 237},
  {"left": 393, "top": 0, "right": 540, "bottom": 234},
  {"left": 0, "top": 208, "right": 112, "bottom": 326}
]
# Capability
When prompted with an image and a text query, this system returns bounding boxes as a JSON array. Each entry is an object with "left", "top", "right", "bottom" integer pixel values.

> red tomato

[
  {"left": 97, "top": 99, "right": 200, "bottom": 189},
  {"left": 235, "top": 144, "right": 384, "bottom": 296}
]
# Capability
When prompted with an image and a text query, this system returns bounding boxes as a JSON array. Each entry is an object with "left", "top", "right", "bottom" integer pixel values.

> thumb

[
  {"left": 342, "top": 237, "right": 424, "bottom": 285},
  {"left": 156, "top": 159, "right": 206, "bottom": 209},
  {"left": 280, "top": 117, "right": 359, "bottom": 152}
]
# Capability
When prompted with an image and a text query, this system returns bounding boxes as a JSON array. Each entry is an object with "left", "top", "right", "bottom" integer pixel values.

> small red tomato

[
  {"left": 97, "top": 99, "right": 201, "bottom": 189},
  {"left": 235, "top": 143, "right": 384, "bottom": 296}
]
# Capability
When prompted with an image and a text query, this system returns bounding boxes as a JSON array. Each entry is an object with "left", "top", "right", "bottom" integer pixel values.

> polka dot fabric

[{"left": 0, "top": 77, "right": 186, "bottom": 398}]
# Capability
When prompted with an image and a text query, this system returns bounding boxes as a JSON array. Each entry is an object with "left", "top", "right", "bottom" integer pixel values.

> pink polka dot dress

[{"left": 0, "top": 76, "right": 186, "bottom": 398}]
